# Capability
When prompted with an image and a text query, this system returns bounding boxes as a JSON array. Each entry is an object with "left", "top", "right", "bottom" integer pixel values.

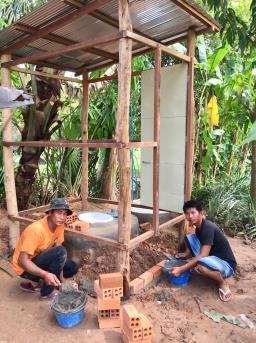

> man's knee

[{"left": 53, "top": 245, "right": 67, "bottom": 261}]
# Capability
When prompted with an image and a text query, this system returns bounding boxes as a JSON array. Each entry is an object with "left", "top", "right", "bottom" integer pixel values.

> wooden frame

[{"left": 0, "top": 0, "right": 205, "bottom": 285}]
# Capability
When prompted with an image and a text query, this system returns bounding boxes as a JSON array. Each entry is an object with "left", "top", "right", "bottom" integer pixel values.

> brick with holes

[
  {"left": 122, "top": 322, "right": 143, "bottom": 341},
  {"left": 67, "top": 220, "right": 89, "bottom": 232},
  {"left": 98, "top": 317, "right": 121, "bottom": 329},
  {"left": 121, "top": 330, "right": 151, "bottom": 343},
  {"left": 97, "top": 297, "right": 120, "bottom": 310},
  {"left": 98, "top": 309, "right": 110, "bottom": 319},
  {"left": 109, "top": 309, "right": 120, "bottom": 318},
  {"left": 112, "top": 286, "right": 123, "bottom": 298},
  {"left": 94, "top": 280, "right": 113, "bottom": 299},
  {"left": 66, "top": 212, "right": 78, "bottom": 225},
  {"left": 99, "top": 272, "right": 123, "bottom": 289},
  {"left": 122, "top": 304, "right": 141, "bottom": 328},
  {"left": 139, "top": 313, "right": 153, "bottom": 340}
]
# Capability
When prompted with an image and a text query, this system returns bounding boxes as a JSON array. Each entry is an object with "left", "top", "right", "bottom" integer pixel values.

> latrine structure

[{"left": 0, "top": 0, "right": 220, "bottom": 284}]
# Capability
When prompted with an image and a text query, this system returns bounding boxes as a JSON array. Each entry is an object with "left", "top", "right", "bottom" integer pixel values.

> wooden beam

[
  {"left": 88, "top": 70, "right": 141, "bottom": 83},
  {"left": 171, "top": 0, "right": 221, "bottom": 32},
  {"left": 128, "top": 230, "right": 154, "bottom": 249},
  {"left": 2, "top": 33, "right": 121, "bottom": 68},
  {"left": 153, "top": 46, "right": 161, "bottom": 235},
  {"left": 14, "top": 23, "right": 118, "bottom": 61},
  {"left": 124, "top": 31, "right": 191, "bottom": 63},
  {"left": 10, "top": 66, "right": 82, "bottom": 83},
  {"left": 2, "top": 140, "right": 156, "bottom": 149},
  {"left": 0, "top": 0, "right": 113, "bottom": 55},
  {"left": 158, "top": 214, "right": 185, "bottom": 231},
  {"left": 1, "top": 54, "right": 20, "bottom": 249},
  {"left": 18, "top": 197, "right": 81, "bottom": 216},
  {"left": 184, "top": 30, "right": 196, "bottom": 201},
  {"left": 81, "top": 71, "right": 89, "bottom": 209},
  {"left": 116, "top": 0, "right": 133, "bottom": 282},
  {"left": 65, "top": 228, "right": 124, "bottom": 249},
  {"left": 8, "top": 215, "right": 34, "bottom": 225}
]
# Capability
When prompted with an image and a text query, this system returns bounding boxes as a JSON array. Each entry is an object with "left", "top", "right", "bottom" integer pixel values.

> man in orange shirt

[{"left": 13, "top": 198, "right": 78, "bottom": 300}]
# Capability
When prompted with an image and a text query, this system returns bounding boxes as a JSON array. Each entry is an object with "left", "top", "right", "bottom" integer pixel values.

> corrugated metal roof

[{"left": 0, "top": 0, "right": 221, "bottom": 72}]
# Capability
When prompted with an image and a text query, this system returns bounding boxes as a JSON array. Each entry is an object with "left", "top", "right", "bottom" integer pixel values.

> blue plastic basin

[
  {"left": 163, "top": 259, "right": 190, "bottom": 287},
  {"left": 52, "top": 307, "right": 85, "bottom": 328},
  {"left": 51, "top": 291, "right": 87, "bottom": 328}
]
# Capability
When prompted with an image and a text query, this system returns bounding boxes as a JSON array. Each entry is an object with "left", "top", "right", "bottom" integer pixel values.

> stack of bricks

[
  {"left": 121, "top": 304, "right": 153, "bottom": 342},
  {"left": 65, "top": 212, "right": 89, "bottom": 233},
  {"left": 94, "top": 272, "right": 123, "bottom": 329}
]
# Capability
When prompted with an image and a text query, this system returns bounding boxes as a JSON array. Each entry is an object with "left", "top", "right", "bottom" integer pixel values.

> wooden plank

[
  {"left": 0, "top": 0, "right": 113, "bottom": 55},
  {"left": 124, "top": 31, "right": 191, "bottom": 63},
  {"left": 2, "top": 140, "right": 118, "bottom": 148},
  {"left": 1, "top": 54, "right": 20, "bottom": 249},
  {"left": 14, "top": 23, "right": 118, "bottom": 61},
  {"left": 171, "top": 0, "right": 221, "bottom": 31},
  {"left": 153, "top": 46, "right": 161, "bottom": 235},
  {"left": 116, "top": 0, "right": 132, "bottom": 283},
  {"left": 88, "top": 196, "right": 172, "bottom": 212},
  {"left": 65, "top": 228, "right": 124, "bottom": 249},
  {"left": 18, "top": 197, "right": 81, "bottom": 216},
  {"left": 2, "top": 32, "right": 121, "bottom": 68},
  {"left": 128, "top": 230, "right": 154, "bottom": 249},
  {"left": 88, "top": 70, "right": 141, "bottom": 83},
  {"left": 8, "top": 215, "right": 34, "bottom": 225},
  {"left": 2, "top": 140, "right": 156, "bottom": 149},
  {"left": 158, "top": 214, "right": 185, "bottom": 231},
  {"left": 81, "top": 71, "right": 89, "bottom": 209},
  {"left": 184, "top": 30, "right": 196, "bottom": 201},
  {"left": 10, "top": 66, "right": 82, "bottom": 83}
]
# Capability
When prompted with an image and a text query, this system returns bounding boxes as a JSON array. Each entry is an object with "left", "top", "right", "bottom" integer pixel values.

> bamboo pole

[
  {"left": 81, "top": 71, "right": 89, "bottom": 209},
  {"left": 153, "top": 46, "right": 161, "bottom": 235},
  {"left": 116, "top": 0, "right": 132, "bottom": 283},
  {"left": 1, "top": 54, "right": 20, "bottom": 249},
  {"left": 184, "top": 29, "right": 196, "bottom": 201}
]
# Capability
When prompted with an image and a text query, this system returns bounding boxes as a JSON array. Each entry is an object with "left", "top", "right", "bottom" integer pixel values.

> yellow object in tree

[{"left": 207, "top": 96, "right": 219, "bottom": 126}]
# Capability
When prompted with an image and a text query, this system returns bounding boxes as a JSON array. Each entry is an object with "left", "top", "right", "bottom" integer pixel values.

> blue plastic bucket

[
  {"left": 51, "top": 291, "right": 87, "bottom": 328},
  {"left": 52, "top": 307, "right": 85, "bottom": 328},
  {"left": 163, "top": 259, "right": 190, "bottom": 287}
]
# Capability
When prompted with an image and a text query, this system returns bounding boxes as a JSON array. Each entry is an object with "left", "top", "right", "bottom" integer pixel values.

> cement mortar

[{"left": 52, "top": 291, "right": 87, "bottom": 314}]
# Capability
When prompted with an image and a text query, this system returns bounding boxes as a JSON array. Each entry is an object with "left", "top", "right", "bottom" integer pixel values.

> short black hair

[{"left": 183, "top": 200, "right": 203, "bottom": 213}]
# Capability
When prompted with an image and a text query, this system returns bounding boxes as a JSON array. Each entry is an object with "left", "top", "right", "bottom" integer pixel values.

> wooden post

[
  {"left": 184, "top": 29, "right": 196, "bottom": 201},
  {"left": 116, "top": 0, "right": 132, "bottom": 283},
  {"left": 153, "top": 46, "right": 161, "bottom": 235},
  {"left": 81, "top": 70, "right": 89, "bottom": 209},
  {"left": 1, "top": 54, "right": 20, "bottom": 249}
]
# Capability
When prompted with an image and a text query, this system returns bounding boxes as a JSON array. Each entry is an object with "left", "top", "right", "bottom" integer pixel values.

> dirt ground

[{"left": 0, "top": 208, "right": 256, "bottom": 342}]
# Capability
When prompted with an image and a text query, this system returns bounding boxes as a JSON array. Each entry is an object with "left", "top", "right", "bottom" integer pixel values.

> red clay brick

[
  {"left": 67, "top": 220, "right": 89, "bottom": 232},
  {"left": 148, "top": 265, "right": 162, "bottom": 279},
  {"left": 112, "top": 286, "right": 123, "bottom": 298},
  {"left": 110, "top": 309, "right": 120, "bottom": 318},
  {"left": 129, "top": 278, "right": 144, "bottom": 295},
  {"left": 98, "top": 317, "right": 121, "bottom": 329},
  {"left": 157, "top": 260, "right": 165, "bottom": 268},
  {"left": 122, "top": 321, "right": 143, "bottom": 341},
  {"left": 98, "top": 310, "right": 110, "bottom": 319},
  {"left": 99, "top": 272, "right": 123, "bottom": 288},
  {"left": 138, "top": 271, "right": 154, "bottom": 287},
  {"left": 97, "top": 297, "right": 120, "bottom": 310},
  {"left": 122, "top": 304, "right": 141, "bottom": 328},
  {"left": 94, "top": 280, "right": 112, "bottom": 299},
  {"left": 66, "top": 213, "right": 78, "bottom": 225},
  {"left": 140, "top": 313, "right": 153, "bottom": 340},
  {"left": 121, "top": 330, "right": 151, "bottom": 343}
]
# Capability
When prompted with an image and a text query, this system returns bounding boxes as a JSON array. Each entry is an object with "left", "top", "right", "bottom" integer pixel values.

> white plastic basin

[{"left": 78, "top": 212, "right": 113, "bottom": 224}]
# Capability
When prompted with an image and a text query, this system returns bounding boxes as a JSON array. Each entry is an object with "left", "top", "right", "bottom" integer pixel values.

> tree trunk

[{"left": 15, "top": 69, "right": 62, "bottom": 209}]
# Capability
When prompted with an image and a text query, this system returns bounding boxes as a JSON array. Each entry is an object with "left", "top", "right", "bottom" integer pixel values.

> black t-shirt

[{"left": 196, "top": 219, "right": 237, "bottom": 271}]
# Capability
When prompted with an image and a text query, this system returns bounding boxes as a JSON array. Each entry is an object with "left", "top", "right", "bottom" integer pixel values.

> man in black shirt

[{"left": 171, "top": 200, "right": 237, "bottom": 302}]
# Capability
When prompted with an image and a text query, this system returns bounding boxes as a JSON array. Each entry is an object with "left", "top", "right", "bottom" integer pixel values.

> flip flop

[
  {"left": 219, "top": 288, "right": 232, "bottom": 302},
  {"left": 20, "top": 282, "right": 41, "bottom": 293},
  {"left": 40, "top": 290, "right": 59, "bottom": 301}
]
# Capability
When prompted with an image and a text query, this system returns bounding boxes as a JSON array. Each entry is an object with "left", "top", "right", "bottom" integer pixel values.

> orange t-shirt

[{"left": 12, "top": 216, "right": 65, "bottom": 275}]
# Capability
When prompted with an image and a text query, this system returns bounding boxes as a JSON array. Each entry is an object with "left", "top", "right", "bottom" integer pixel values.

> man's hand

[
  {"left": 44, "top": 272, "right": 61, "bottom": 287},
  {"left": 170, "top": 266, "right": 183, "bottom": 277}
]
